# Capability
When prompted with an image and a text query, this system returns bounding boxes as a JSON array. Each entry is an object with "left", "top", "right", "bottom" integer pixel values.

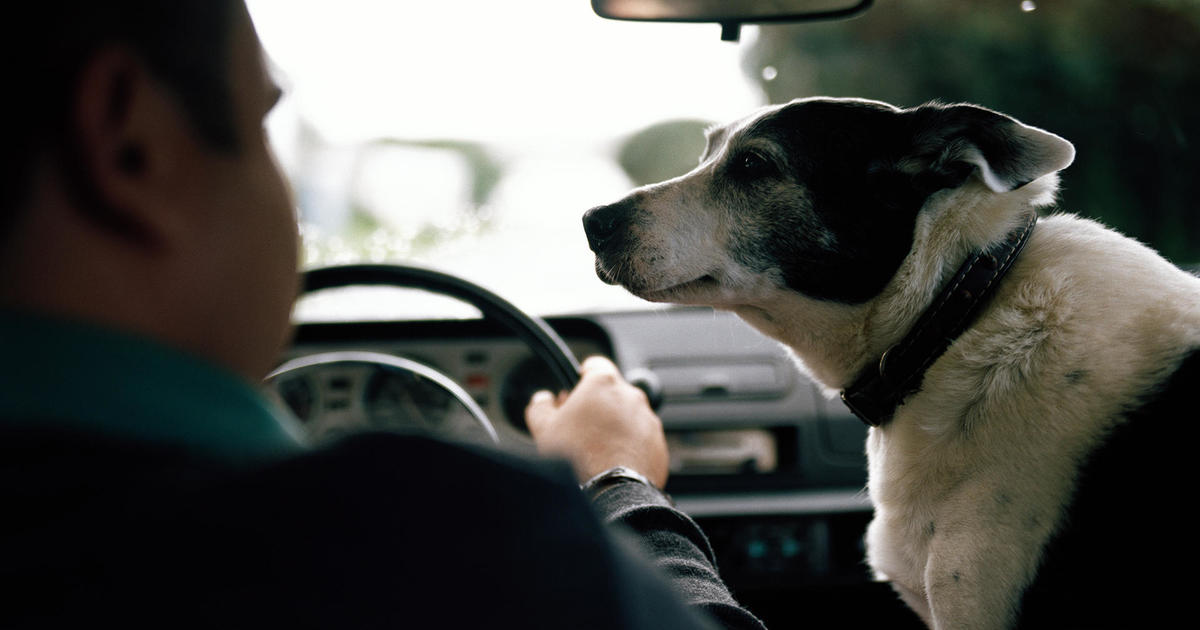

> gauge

[
  {"left": 364, "top": 367, "right": 451, "bottom": 431},
  {"left": 499, "top": 355, "right": 561, "bottom": 432},
  {"left": 269, "top": 352, "right": 498, "bottom": 445},
  {"left": 275, "top": 374, "right": 316, "bottom": 422}
]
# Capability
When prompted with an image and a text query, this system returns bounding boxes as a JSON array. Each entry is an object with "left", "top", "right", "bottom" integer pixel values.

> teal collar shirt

[{"left": 0, "top": 309, "right": 306, "bottom": 463}]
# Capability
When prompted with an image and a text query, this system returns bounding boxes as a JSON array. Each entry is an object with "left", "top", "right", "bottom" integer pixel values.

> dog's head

[{"left": 584, "top": 98, "right": 1074, "bottom": 310}]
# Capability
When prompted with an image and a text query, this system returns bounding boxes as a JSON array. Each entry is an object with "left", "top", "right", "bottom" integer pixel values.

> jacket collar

[{"left": 0, "top": 309, "right": 306, "bottom": 462}]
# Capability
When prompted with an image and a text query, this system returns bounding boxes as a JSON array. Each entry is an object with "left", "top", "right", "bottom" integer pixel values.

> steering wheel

[{"left": 266, "top": 264, "right": 581, "bottom": 444}]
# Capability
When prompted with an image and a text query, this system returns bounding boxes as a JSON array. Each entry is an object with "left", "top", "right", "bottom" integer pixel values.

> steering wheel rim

[{"left": 300, "top": 264, "right": 581, "bottom": 391}]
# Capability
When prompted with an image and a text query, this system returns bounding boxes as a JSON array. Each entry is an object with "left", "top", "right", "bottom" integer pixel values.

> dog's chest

[
  {"left": 864, "top": 420, "right": 966, "bottom": 587},
  {"left": 861, "top": 389, "right": 1085, "bottom": 630}
]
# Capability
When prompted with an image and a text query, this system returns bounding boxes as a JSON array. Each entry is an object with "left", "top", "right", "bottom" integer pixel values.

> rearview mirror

[{"left": 591, "top": 0, "right": 874, "bottom": 41}]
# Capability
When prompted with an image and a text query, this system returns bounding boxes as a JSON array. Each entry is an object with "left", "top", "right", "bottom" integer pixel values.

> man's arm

[
  {"left": 593, "top": 478, "right": 768, "bottom": 629},
  {"left": 526, "top": 357, "right": 767, "bottom": 630}
]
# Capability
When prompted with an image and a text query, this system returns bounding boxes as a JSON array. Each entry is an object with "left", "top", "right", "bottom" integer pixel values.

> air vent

[{"left": 652, "top": 359, "right": 791, "bottom": 401}]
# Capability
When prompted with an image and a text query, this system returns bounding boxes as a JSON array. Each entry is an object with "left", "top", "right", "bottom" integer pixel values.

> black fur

[
  {"left": 584, "top": 98, "right": 1055, "bottom": 305},
  {"left": 724, "top": 100, "right": 932, "bottom": 304},
  {"left": 1013, "top": 349, "right": 1200, "bottom": 629},
  {"left": 729, "top": 100, "right": 1051, "bottom": 304}
]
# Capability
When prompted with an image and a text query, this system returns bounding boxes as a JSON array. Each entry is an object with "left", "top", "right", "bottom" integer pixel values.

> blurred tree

[
  {"left": 373, "top": 139, "right": 504, "bottom": 209},
  {"left": 743, "top": 0, "right": 1200, "bottom": 263}
]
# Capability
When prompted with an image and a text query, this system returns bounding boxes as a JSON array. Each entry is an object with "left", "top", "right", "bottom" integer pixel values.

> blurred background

[{"left": 246, "top": 0, "right": 1200, "bottom": 317}]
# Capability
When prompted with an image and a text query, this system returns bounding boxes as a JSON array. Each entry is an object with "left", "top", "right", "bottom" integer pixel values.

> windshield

[{"left": 247, "top": 0, "right": 1199, "bottom": 318}]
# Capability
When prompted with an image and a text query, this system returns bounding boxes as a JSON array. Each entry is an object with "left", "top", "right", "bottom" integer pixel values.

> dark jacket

[{"left": 0, "top": 429, "right": 765, "bottom": 629}]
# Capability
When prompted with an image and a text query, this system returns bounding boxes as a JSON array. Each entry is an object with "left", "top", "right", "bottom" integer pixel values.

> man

[{"left": 0, "top": 2, "right": 764, "bottom": 628}]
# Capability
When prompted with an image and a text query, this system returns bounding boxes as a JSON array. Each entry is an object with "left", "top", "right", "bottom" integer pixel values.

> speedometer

[
  {"left": 364, "top": 368, "right": 452, "bottom": 431},
  {"left": 268, "top": 351, "right": 498, "bottom": 445}
]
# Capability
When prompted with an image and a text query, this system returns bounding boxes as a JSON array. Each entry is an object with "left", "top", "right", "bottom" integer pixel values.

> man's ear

[
  {"left": 70, "top": 46, "right": 191, "bottom": 251},
  {"left": 901, "top": 102, "right": 1075, "bottom": 194}
]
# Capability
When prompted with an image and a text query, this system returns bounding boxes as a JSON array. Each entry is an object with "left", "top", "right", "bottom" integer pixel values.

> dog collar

[{"left": 841, "top": 212, "right": 1038, "bottom": 427}]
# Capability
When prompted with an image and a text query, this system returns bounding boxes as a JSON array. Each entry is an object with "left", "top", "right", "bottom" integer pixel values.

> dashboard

[{"left": 281, "top": 307, "right": 923, "bottom": 627}]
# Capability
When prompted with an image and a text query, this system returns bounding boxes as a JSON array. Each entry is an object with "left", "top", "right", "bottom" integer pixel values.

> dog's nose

[{"left": 583, "top": 201, "right": 630, "bottom": 252}]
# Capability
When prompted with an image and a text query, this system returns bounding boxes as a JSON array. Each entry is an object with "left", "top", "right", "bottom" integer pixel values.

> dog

[{"left": 584, "top": 97, "right": 1200, "bottom": 629}]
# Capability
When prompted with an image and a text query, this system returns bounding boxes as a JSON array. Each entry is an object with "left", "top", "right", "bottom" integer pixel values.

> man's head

[{"left": 0, "top": 0, "right": 299, "bottom": 381}]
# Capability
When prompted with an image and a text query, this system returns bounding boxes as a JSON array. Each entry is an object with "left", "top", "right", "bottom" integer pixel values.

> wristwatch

[{"left": 580, "top": 466, "right": 662, "bottom": 501}]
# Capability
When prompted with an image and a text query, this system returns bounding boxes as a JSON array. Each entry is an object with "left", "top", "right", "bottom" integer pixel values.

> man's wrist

[{"left": 580, "top": 466, "right": 665, "bottom": 502}]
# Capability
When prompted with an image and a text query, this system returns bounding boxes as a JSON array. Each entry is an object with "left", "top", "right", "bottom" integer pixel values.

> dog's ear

[{"left": 902, "top": 103, "right": 1075, "bottom": 193}]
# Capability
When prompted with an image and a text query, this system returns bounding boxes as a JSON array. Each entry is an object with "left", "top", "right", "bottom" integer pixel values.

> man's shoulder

[
  {"left": 1, "top": 427, "right": 625, "bottom": 628},
  {"left": 0, "top": 425, "right": 582, "bottom": 521},
  {"left": 227, "top": 431, "right": 587, "bottom": 527},
  {"left": 270, "top": 430, "right": 578, "bottom": 494}
]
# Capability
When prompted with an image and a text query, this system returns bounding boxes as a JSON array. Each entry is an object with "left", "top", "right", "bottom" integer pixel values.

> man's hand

[{"left": 525, "top": 356, "right": 668, "bottom": 488}]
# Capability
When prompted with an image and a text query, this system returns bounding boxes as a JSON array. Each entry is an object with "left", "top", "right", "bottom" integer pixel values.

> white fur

[
  {"left": 740, "top": 183, "right": 1200, "bottom": 628},
  {"left": 866, "top": 211, "right": 1200, "bottom": 628}
]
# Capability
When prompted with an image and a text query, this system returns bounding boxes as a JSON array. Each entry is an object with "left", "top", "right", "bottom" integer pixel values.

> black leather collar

[{"left": 841, "top": 212, "right": 1038, "bottom": 427}]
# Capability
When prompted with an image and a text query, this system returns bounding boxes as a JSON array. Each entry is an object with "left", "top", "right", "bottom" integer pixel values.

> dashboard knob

[{"left": 625, "top": 367, "right": 664, "bottom": 411}]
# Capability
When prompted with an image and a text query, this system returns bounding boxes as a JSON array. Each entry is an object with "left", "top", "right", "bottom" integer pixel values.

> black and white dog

[{"left": 584, "top": 98, "right": 1200, "bottom": 629}]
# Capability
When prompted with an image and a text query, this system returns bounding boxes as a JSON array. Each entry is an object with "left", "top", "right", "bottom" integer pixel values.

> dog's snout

[{"left": 583, "top": 201, "right": 631, "bottom": 252}]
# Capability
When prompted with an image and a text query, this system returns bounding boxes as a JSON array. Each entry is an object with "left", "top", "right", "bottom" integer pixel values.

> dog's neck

[
  {"left": 843, "top": 212, "right": 1038, "bottom": 425},
  {"left": 734, "top": 298, "right": 872, "bottom": 394},
  {"left": 734, "top": 177, "right": 1060, "bottom": 397}
]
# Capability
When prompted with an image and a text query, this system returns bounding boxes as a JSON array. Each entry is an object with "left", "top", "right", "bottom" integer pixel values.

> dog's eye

[{"left": 733, "top": 151, "right": 773, "bottom": 178}]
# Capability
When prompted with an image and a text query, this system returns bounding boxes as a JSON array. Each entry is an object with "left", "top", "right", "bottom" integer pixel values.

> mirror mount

[
  {"left": 720, "top": 22, "right": 740, "bottom": 43},
  {"left": 592, "top": 0, "right": 874, "bottom": 42}
]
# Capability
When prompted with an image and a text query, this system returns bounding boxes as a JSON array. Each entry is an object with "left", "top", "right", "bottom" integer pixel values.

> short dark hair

[{"left": 0, "top": 0, "right": 242, "bottom": 239}]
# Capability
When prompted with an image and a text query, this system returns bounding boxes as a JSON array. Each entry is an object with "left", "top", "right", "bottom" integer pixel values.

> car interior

[{"left": 247, "top": 1, "right": 1199, "bottom": 627}]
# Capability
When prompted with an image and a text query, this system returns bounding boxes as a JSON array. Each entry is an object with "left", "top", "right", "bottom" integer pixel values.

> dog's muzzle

[
  {"left": 583, "top": 200, "right": 633, "bottom": 254},
  {"left": 583, "top": 199, "right": 637, "bottom": 286}
]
